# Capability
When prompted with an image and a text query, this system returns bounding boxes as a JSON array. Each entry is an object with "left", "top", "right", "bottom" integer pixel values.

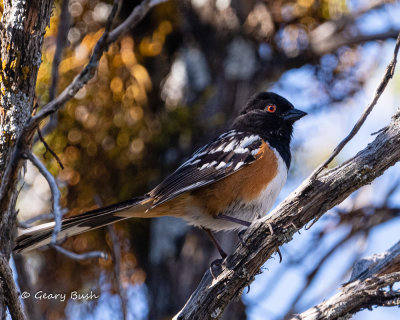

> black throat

[{"left": 262, "top": 131, "right": 291, "bottom": 170}]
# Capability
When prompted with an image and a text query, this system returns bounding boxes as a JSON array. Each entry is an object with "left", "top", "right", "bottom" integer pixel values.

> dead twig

[
  {"left": 36, "top": 128, "right": 64, "bottom": 169},
  {"left": 51, "top": 244, "right": 108, "bottom": 261},
  {"left": 310, "top": 32, "right": 400, "bottom": 179}
]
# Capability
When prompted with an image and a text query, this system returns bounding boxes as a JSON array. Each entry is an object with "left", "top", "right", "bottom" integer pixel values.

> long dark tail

[{"left": 14, "top": 196, "right": 153, "bottom": 253}]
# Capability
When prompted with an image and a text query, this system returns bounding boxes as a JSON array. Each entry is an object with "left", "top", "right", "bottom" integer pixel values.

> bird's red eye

[{"left": 266, "top": 104, "right": 276, "bottom": 113}]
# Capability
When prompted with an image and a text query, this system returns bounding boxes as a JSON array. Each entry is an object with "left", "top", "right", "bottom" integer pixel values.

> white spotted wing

[{"left": 150, "top": 130, "right": 263, "bottom": 206}]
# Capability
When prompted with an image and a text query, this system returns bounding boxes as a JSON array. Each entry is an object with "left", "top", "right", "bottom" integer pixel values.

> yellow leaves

[
  {"left": 46, "top": 2, "right": 61, "bottom": 37},
  {"left": 139, "top": 37, "right": 162, "bottom": 57},
  {"left": 110, "top": 76, "right": 124, "bottom": 94},
  {"left": 81, "top": 29, "right": 104, "bottom": 53},
  {"left": 58, "top": 30, "right": 105, "bottom": 74},
  {"left": 139, "top": 20, "right": 173, "bottom": 56},
  {"left": 121, "top": 37, "right": 136, "bottom": 66},
  {"left": 297, "top": 0, "right": 314, "bottom": 9},
  {"left": 128, "top": 107, "right": 144, "bottom": 123},
  {"left": 112, "top": 55, "right": 123, "bottom": 68},
  {"left": 130, "top": 64, "right": 152, "bottom": 90},
  {"left": 159, "top": 20, "right": 173, "bottom": 34},
  {"left": 59, "top": 146, "right": 81, "bottom": 186},
  {"left": 126, "top": 83, "right": 147, "bottom": 105},
  {"left": 121, "top": 50, "right": 136, "bottom": 66}
]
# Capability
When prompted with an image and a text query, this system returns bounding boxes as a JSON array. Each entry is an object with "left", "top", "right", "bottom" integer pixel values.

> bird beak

[{"left": 283, "top": 108, "right": 307, "bottom": 121}]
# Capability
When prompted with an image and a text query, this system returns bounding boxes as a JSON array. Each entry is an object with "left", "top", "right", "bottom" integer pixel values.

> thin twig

[
  {"left": 283, "top": 230, "right": 357, "bottom": 318},
  {"left": 36, "top": 128, "right": 64, "bottom": 169},
  {"left": 51, "top": 244, "right": 108, "bottom": 261},
  {"left": 24, "top": 151, "right": 62, "bottom": 245},
  {"left": 0, "top": 0, "right": 169, "bottom": 205},
  {"left": 383, "top": 179, "right": 400, "bottom": 206},
  {"left": 310, "top": 32, "right": 400, "bottom": 179},
  {"left": 107, "top": 0, "right": 168, "bottom": 44},
  {"left": 18, "top": 209, "right": 68, "bottom": 229},
  {"left": 28, "top": 0, "right": 121, "bottom": 127},
  {"left": 0, "top": 256, "right": 26, "bottom": 320}
]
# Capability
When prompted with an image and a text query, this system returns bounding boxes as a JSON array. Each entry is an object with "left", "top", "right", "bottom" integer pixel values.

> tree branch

[
  {"left": 24, "top": 152, "right": 109, "bottom": 260},
  {"left": 173, "top": 107, "right": 400, "bottom": 319},
  {"left": 24, "top": 151, "right": 63, "bottom": 245},
  {"left": 290, "top": 241, "right": 400, "bottom": 320},
  {"left": 311, "top": 32, "right": 400, "bottom": 178},
  {"left": 51, "top": 244, "right": 108, "bottom": 261},
  {"left": 18, "top": 209, "right": 68, "bottom": 229},
  {"left": 30, "top": 0, "right": 169, "bottom": 129},
  {"left": 174, "top": 35, "right": 400, "bottom": 319},
  {"left": 0, "top": 0, "right": 169, "bottom": 213},
  {"left": 29, "top": 0, "right": 121, "bottom": 127}
]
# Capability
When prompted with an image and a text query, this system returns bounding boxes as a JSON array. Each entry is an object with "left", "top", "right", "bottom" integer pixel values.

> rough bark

[
  {"left": 0, "top": 1, "right": 53, "bottom": 318},
  {"left": 174, "top": 108, "right": 400, "bottom": 319}
]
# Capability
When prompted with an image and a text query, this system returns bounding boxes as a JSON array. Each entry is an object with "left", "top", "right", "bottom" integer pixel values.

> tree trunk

[{"left": 0, "top": 0, "right": 54, "bottom": 317}]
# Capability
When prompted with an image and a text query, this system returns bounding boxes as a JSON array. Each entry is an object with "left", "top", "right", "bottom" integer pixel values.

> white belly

[{"left": 184, "top": 149, "right": 288, "bottom": 231}]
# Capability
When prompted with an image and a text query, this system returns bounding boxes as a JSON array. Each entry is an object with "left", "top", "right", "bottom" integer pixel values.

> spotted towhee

[{"left": 15, "top": 92, "right": 306, "bottom": 255}]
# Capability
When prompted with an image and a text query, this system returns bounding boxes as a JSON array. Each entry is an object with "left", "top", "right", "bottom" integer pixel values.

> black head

[{"left": 232, "top": 92, "right": 307, "bottom": 168}]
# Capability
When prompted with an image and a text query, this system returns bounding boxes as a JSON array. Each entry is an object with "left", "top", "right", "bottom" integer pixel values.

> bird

[{"left": 14, "top": 92, "right": 306, "bottom": 256}]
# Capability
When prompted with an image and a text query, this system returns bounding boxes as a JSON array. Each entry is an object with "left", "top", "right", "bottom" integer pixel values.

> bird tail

[{"left": 14, "top": 195, "right": 153, "bottom": 253}]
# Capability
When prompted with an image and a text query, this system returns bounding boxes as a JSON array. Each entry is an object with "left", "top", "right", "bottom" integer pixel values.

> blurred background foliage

[{"left": 6, "top": 0, "right": 400, "bottom": 319}]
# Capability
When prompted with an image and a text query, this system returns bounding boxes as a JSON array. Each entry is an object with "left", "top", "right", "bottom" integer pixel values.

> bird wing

[{"left": 149, "top": 130, "right": 264, "bottom": 206}]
